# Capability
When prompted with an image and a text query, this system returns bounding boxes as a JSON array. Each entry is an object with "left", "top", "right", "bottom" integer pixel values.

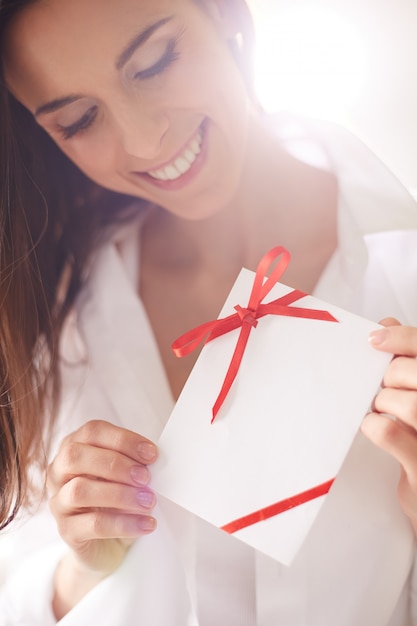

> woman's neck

[
  {"left": 140, "top": 116, "right": 287, "bottom": 275},
  {"left": 141, "top": 112, "right": 338, "bottom": 288},
  {"left": 138, "top": 113, "right": 338, "bottom": 398}
]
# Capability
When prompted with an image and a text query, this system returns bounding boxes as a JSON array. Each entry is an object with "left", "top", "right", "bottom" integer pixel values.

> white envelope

[{"left": 152, "top": 266, "right": 392, "bottom": 565}]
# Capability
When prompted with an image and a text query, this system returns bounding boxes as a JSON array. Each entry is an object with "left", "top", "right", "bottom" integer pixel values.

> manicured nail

[
  {"left": 136, "top": 488, "right": 156, "bottom": 508},
  {"left": 138, "top": 441, "right": 157, "bottom": 463},
  {"left": 130, "top": 465, "right": 149, "bottom": 485},
  {"left": 138, "top": 516, "right": 157, "bottom": 532},
  {"left": 368, "top": 328, "right": 388, "bottom": 346}
]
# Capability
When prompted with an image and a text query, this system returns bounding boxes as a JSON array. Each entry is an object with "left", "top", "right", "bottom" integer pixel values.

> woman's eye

[
  {"left": 134, "top": 39, "right": 180, "bottom": 80},
  {"left": 58, "top": 105, "right": 98, "bottom": 140}
]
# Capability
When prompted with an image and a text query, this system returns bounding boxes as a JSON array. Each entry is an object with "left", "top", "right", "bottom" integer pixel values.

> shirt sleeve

[{"left": 0, "top": 542, "right": 66, "bottom": 625}]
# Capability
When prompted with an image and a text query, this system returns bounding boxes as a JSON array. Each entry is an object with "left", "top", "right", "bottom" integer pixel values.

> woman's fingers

[
  {"left": 361, "top": 412, "right": 417, "bottom": 522},
  {"left": 382, "top": 356, "right": 417, "bottom": 390},
  {"left": 46, "top": 422, "right": 160, "bottom": 573},
  {"left": 361, "top": 412, "right": 417, "bottom": 478},
  {"left": 369, "top": 320, "right": 417, "bottom": 357},
  {"left": 363, "top": 318, "right": 417, "bottom": 526},
  {"left": 48, "top": 420, "right": 157, "bottom": 491},
  {"left": 366, "top": 318, "right": 417, "bottom": 433},
  {"left": 48, "top": 442, "right": 151, "bottom": 491},
  {"left": 50, "top": 476, "right": 156, "bottom": 517},
  {"left": 59, "top": 420, "right": 158, "bottom": 464},
  {"left": 49, "top": 476, "right": 157, "bottom": 548},
  {"left": 56, "top": 510, "right": 157, "bottom": 545},
  {"left": 373, "top": 387, "right": 417, "bottom": 429},
  {"left": 47, "top": 420, "right": 158, "bottom": 546}
]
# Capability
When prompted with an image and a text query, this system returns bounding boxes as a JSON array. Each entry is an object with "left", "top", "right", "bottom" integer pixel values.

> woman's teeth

[{"left": 147, "top": 128, "right": 203, "bottom": 181}]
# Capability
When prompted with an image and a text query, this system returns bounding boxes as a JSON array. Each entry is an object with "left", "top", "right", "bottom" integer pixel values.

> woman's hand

[
  {"left": 361, "top": 318, "right": 417, "bottom": 534},
  {"left": 47, "top": 420, "right": 158, "bottom": 617}
]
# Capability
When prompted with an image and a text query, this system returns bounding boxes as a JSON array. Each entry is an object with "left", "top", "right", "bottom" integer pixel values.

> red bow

[{"left": 172, "top": 246, "right": 338, "bottom": 421}]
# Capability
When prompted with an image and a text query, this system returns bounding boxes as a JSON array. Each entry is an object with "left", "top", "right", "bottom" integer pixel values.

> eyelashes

[
  {"left": 57, "top": 29, "right": 185, "bottom": 141},
  {"left": 133, "top": 38, "right": 180, "bottom": 80},
  {"left": 58, "top": 105, "right": 98, "bottom": 140}
]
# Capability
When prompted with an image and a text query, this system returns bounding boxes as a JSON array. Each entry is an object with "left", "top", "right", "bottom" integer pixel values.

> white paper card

[{"left": 152, "top": 268, "right": 391, "bottom": 565}]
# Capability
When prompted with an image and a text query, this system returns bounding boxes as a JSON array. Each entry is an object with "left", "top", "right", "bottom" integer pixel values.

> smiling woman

[
  {"left": 3, "top": 0, "right": 252, "bottom": 220},
  {"left": 1, "top": 1, "right": 417, "bottom": 625}
]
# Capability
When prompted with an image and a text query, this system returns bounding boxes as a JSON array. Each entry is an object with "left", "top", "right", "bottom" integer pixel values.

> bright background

[{"left": 247, "top": 0, "right": 417, "bottom": 191}]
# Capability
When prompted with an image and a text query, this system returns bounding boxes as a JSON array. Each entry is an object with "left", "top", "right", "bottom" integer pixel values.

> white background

[{"left": 248, "top": 0, "right": 417, "bottom": 191}]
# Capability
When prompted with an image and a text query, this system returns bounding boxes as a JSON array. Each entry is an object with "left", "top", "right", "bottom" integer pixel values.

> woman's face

[{"left": 4, "top": 0, "right": 251, "bottom": 220}]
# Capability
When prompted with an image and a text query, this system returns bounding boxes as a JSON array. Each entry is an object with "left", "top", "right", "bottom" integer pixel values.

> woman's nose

[{"left": 114, "top": 101, "right": 169, "bottom": 159}]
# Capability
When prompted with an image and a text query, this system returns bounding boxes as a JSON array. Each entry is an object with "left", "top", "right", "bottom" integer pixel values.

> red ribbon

[
  {"left": 220, "top": 478, "right": 335, "bottom": 534},
  {"left": 172, "top": 246, "right": 338, "bottom": 421}
]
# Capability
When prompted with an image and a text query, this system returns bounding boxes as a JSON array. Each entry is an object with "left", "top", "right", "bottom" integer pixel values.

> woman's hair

[
  {"left": 194, "top": 0, "right": 256, "bottom": 97},
  {"left": 0, "top": 0, "right": 256, "bottom": 530},
  {"left": 0, "top": 0, "right": 136, "bottom": 529}
]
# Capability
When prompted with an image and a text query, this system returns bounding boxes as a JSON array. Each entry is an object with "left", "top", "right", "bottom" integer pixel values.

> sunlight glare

[{"left": 252, "top": 6, "right": 369, "bottom": 121}]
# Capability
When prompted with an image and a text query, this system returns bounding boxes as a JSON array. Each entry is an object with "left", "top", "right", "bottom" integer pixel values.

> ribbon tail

[
  {"left": 172, "top": 313, "right": 242, "bottom": 357},
  {"left": 212, "top": 322, "right": 253, "bottom": 422}
]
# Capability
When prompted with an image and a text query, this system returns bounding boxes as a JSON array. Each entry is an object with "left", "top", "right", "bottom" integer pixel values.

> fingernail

[
  {"left": 138, "top": 441, "right": 157, "bottom": 463},
  {"left": 369, "top": 328, "right": 388, "bottom": 346},
  {"left": 138, "top": 516, "right": 157, "bottom": 532},
  {"left": 136, "top": 488, "right": 156, "bottom": 508},
  {"left": 130, "top": 465, "right": 149, "bottom": 485}
]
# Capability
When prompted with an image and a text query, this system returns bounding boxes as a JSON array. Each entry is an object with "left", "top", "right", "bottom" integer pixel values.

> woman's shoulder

[
  {"left": 265, "top": 111, "right": 417, "bottom": 233},
  {"left": 359, "top": 228, "right": 417, "bottom": 325}
]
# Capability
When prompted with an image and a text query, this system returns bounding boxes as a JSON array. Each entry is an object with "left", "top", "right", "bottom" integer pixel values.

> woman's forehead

[
  {"left": 3, "top": 0, "right": 197, "bottom": 108},
  {"left": 4, "top": 0, "right": 181, "bottom": 56}
]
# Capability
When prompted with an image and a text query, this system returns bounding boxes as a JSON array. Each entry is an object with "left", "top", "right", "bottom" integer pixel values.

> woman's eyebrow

[
  {"left": 34, "top": 16, "right": 174, "bottom": 117},
  {"left": 115, "top": 15, "right": 174, "bottom": 70},
  {"left": 35, "top": 94, "right": 82, "bottom": 117}
]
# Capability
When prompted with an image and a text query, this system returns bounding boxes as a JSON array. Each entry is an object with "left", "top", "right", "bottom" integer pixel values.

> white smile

[{"left": 147, "top": 127, "right": 203, "bottom": 181}]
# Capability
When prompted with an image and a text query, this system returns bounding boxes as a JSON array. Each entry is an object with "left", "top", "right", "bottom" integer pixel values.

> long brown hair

[
  {"left": 0, "top": 0, "right": 256, "bottom": 530},
  {"left": 0, "top": 2, "right": 137, "bottom": 528}
]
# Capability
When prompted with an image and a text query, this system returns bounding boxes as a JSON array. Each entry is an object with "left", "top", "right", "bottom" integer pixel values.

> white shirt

[{"left": 1, "top": 115, "right": 417, "bottom": 625}]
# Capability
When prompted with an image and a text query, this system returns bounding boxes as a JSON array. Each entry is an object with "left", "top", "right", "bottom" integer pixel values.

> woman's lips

[{"left": 131, "top": 120, "right": 208, "bottom": 191}]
